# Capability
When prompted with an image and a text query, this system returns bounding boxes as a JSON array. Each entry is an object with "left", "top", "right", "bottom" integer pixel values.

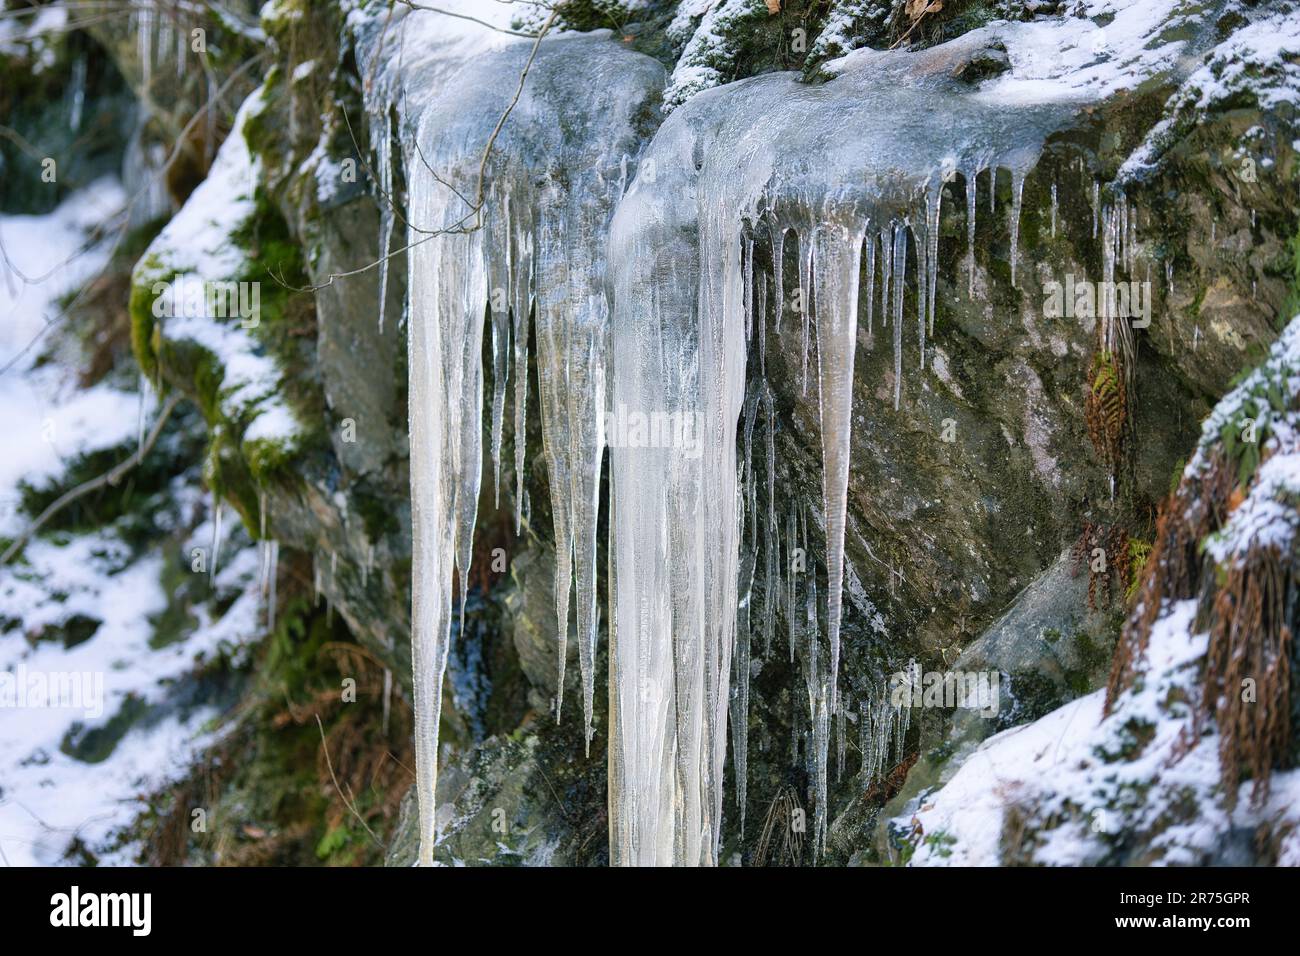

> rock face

[
  {"left": 72, "top": 0, "right": 1300, "bottom": 863},
  {"left": 888, "top": 319, "right": 1300, "bottom": 865}
]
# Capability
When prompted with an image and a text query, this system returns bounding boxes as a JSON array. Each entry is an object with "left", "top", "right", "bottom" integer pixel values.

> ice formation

[
  {"left": 351, "top": 4, "right": 664, "bottom": 865},
  {"left": 607, "top": 30, "right": 1079, "bottom": 864},
  {"left": 357, "top": 0, "right": 1217, "bottom": 865}
]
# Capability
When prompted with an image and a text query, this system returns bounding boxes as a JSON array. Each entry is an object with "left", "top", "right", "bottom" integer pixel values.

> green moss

[
  {"left": 352, "top": 479, "right": 401, "bottom": 543},
  {"left": 128, "top": 254, "right": 170, "bottom": 380},
  {"left": 150, "top": 554, "right": 201, "bottom": 650}
]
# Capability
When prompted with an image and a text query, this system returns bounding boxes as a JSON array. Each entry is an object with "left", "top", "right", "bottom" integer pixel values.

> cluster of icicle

[
  {"left": 368, "top": 26, "right": 666, "bottom": 866},
  {"left": 371, "top": 10, "right": 1084, "bottom": 864},
  {"left": 130, "top": 0, "right": 189, "bottom": 88},
  {"left": 606, "top": 39, "right": 1069, "bottom": 864}
]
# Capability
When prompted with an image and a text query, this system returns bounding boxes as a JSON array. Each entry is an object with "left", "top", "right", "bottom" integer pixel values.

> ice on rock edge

[
  {"left": 608, "top": 33, "right": 1077, "bottom": 864},
  {"left": 359, "top": 7, "right": 664, "bottom": 865},
  {"left": 352, "top": 0, "right": 1209, "bottom": 865}
]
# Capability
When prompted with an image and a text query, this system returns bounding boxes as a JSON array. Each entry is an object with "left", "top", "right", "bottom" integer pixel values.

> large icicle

[
  {"left": 392, "top": 23, "right": 663, "bottom": 864},
  {"left": 608, "top": 33, "right": 1073, "bottom": 865},
  {"left": 812, "top": 222, "right": 863, "bottom": 711}
]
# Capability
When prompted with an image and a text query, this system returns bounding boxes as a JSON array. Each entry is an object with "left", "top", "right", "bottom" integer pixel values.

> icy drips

[
  {"left": 608, "top": 36, "right": 1071, "bottom": 865},
  {"left": 394, "top": 28, "right": 663, "bottom": 865}
]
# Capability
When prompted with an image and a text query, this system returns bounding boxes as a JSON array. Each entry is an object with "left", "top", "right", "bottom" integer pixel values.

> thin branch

[
  {"left": 269, "top": 8, "right": 557, "bottom": 296},
  {"left": 1, "top": 392, "right": 182, "bottom": 566},
  {"left": 392, "top": 0, "right": 542, "bottom": 38},
  {"left": 473, "top": 7, "right": 557, "bottom": 209},
  {"left": 315, "top": 714, "right": 384, "bottom": 848}
]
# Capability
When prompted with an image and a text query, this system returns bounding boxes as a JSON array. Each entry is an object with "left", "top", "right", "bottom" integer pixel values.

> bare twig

[
  {"left": 315, "top": 713, "right": 384, "bottom": 848},
  {"left": 1, "top": 391, "right": 182, "bottom": 565},
  {"left": 269, "top": 7, "right": 558, "bottom": 296},
  {"left": 392, "top": 0, "right": 542, "bottom": 38}
]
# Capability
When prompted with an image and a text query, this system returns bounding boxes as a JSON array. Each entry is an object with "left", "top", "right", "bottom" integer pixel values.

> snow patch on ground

[{"left": 0, "top": 182, "right": 139, "bottom": 535}]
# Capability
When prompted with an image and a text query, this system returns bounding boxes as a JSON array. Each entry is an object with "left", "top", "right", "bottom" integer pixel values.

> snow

[
  {"left": 0, "top": 182, "right": 139, "bottom": 535},
  {"left": 900, "top": 318, "right": 1300, "bottom": 866},
  {"left": 1119, "top": 6, "right": 1300, "bottom": 181},
  {"left": 962, "top": 1, "right": 1191, "bottom": 107},
  {"left": 900, "top": 601, "right": 1227, "bottom": 866},
  {"left": 137, "top": 94, "right": 299, "bottom": 446},
  {"left": 0, "top": 508, "right": 263, "bottom": 865},
  {"left": 0, "top": 138, "right": 267, "bottom": 868}
]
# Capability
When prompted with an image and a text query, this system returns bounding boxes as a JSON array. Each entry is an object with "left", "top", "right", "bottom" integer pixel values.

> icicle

[
  {"left": 879, "top": 225, "right": 892, "bottom": 327},
  {"left": 1050, "top": 181, "right": 1058, "bottom": 238},
  {"left": 787, "top": 504, "right": 798, "bottom": 664},
  {"left": 812, "top": 221, "right": 862, "bottom": 715},
  {"left": 327, "top": 551, "right": 337, "bottom": 627},
  {"left": 836, "top": 690, "right": 849, "bottom": 784},
  {"left": 762, "top": 386, "right": 777, "bottom": 657},
  {"left": 136, "top": 374, "right": 149, "bottom": 456},
  {"left": 68, "top": 55, "right": 86, "bottom": 133},
  {"left": 863, "top": 231, "right": 876, "bottom": 337},
  {"left": 176, "top": 19, "right": 185, "bottom": 78},
  {"left": 1009, "top": 171, "right": 1025, "bottom": 288},
  {"left": 399, "top": 35, "right": 660, "bottom": 865},
  {"left": 915, "top": 218, "right": 928, "bottom": 370},
  {"left": 925, "top": 180, "right": 941, "bottom": 337},
  {"left": 742, "top": 233, "right": 755, "bottom": 343},
  {"left": 266, "top": 541, "right": 279, "bottom": 633},
  {"left": 891, "top": 221, "right": 907, "bottom": 410},
  {"left": 771, "top": 227, "right": 786, "bottom": 335},
  {"left": 1166, "top": 259, "right": 1174, "bottom": 295},
  {"left": 138, "top": 5, "right": 152, "bottom": 90},
  {"left": 511, "top": 213, "right": 534, "bottom": 535},
  {"left": 966, "top": 166, "right": 978, "bottom": 297},
  {"left": 257, "top": 489, "right": 268, "bottom": 605},
  {"left": 732, "top": 458, "right": 756, "bottom": 842},
  {"left": 487, "top": 188, "right": 512, "bottom": 505},
  {"left": 798, "top": 231, "right": 814, "bottom": 394},
  {"left": 382, "top": 667, "right": 393, "bottom": 737},
  {"left": 1091, "top": 179, "right": 1100, "bottom": 238}
]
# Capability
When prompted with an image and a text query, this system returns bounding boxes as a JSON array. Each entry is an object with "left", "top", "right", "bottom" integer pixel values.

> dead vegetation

[{"left": 1106, "top": 440, "right": 1297, "bottom": 808}]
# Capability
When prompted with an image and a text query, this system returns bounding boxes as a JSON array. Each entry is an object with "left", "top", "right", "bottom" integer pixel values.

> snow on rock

[
  {"left": 134, "top": 94, "right": 299, "bottom": 448},
  {"left": 1119, "top": 3, "right": 1300, "bottom": 182},
  {"left": 0, "top": 511, "right": 263, "bottom": 865},
  {"left": 896, "top": 316, "right": 1300, "bottom": 866},
  {"left": 664, "top": 0, "right": 770, "bottom": 113}
]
